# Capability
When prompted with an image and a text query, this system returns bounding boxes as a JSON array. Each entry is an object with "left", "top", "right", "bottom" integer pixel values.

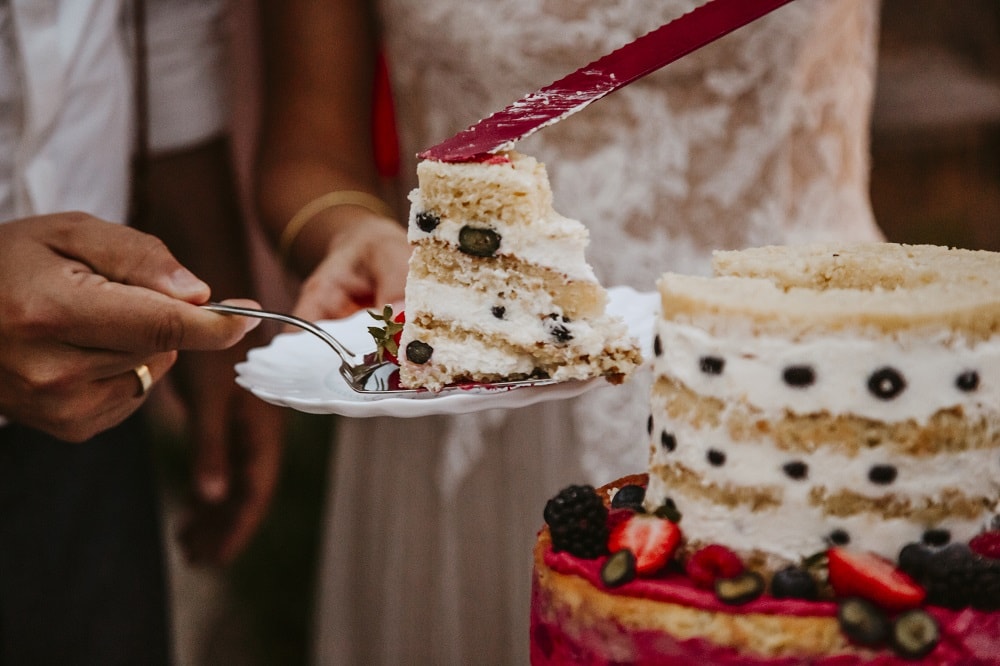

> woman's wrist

[{"left": 278, "top": 190, "right": 396, "bottom": 271}]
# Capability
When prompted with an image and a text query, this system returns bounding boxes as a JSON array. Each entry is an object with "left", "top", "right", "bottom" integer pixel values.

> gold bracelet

[{"left": 278, "top": 190, "right": 395, "bottom": 267}]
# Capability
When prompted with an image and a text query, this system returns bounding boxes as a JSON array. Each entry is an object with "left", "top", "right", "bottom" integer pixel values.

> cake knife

[{"left": 419, "top": 0, "right": 796, "bottom": 163}]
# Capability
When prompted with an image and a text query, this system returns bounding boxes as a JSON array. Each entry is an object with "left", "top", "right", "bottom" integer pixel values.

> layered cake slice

[
  {"left": 397, "top": 152, "right": 642, "bottom": 391},
  {"left": 531, "top": 243, "right": 1000, "bottom": 664}
]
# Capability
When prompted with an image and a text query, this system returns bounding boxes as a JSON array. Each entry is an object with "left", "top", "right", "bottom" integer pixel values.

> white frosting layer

[
  {"left": 644, "top": 413, "right": 1000, "bottom": 561},
  {"left": 650, "top": 415, "right": 1000, "bottom": 502},
  {"left": 647, "top": 316, "right": 1000, "bottom": 565},
  {"left": 406, "top": 329, "right": 538, "bottom": 379},
  {"left": 655, "top": 320, "right": 1000, "bottom": 424},
  {"left": 407, "top": 190, "right": 597, "bottom": 281},
  {"left": 647, "top": 472, "right": 994, "bottom": 563},
  {"left": 405, "top": 278, "right": 627, "bottom": 355},
  {"left": 401, "top": 328, "right": 611, "bottom": 385}
]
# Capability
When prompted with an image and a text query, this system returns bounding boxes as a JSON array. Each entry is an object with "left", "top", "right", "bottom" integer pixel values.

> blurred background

[
  {"left": 870, "top": 0, "right": 1000, "bottom": 251},
  {"left": 152, "top": 1, "right": 1000, "bottom": 664}
]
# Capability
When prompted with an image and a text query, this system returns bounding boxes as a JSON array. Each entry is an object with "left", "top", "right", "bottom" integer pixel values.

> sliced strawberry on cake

[
  {"left": 827, "top": 548, "right": 926, "bottom": 611},
  {"left": 608, "top": 514, "right": 680, "bottom": 576}
]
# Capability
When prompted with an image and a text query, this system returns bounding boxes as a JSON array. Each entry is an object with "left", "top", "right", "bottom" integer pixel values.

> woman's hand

[{"left": 291, "top": 211, "right": 410, "bottom": 322}]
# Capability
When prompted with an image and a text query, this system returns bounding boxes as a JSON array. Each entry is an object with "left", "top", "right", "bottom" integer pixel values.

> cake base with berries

[
  {"left": 532, "top": 243, "right": 1000, "bottom": 664},
  {"left": 397, "top": 152, "right": 642, "bottom": 391},
  {"left": 532, "top": 476, "right": 1000, "bottom": 665}
]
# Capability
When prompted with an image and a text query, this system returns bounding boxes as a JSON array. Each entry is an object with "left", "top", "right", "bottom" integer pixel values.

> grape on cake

[{"left": 397, "top": 152, "right": 642, "bottom": 391}]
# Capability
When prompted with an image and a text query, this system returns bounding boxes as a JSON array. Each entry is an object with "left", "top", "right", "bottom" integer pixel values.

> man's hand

[
  {"left": 174, "top": 337, "right": 286, "bottom": 566},
  {"left": 0, "top": 213, "right": 260, "bottom": 441}
]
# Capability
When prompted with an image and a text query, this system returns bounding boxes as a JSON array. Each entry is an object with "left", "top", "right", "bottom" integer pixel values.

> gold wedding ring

[{"left": 133, "top": 364, "right": 153, "bottom": 397}]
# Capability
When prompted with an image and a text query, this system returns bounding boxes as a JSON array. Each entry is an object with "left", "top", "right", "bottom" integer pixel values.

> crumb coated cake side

[
  {"left": 399, "top": 152, "right": 641, "bottom": 391},
  {"left": 647, "top": 243, "right": 1000, "bottom": 571}
]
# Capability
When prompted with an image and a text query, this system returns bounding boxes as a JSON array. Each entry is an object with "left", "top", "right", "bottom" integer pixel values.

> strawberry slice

[
  {"left": 827, "top": 548, "right": 926, "bottom": 611},
  {"left": 608, "top": 514, "right": 681, "bottom": 576},
  {"left": 390, "top": 310, "right": 405, "bottom": 360}
]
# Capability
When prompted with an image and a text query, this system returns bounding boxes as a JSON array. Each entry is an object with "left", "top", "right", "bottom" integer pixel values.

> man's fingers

[
  {"left": 177, "top": 398, "right": 285, "bottom": 565},
  {"left": 192, "top": 412, "right": 231, "bottom": 505},
  {"left": 12, "top": 352, "right": 176, "bottom": 442},
  {"left": 215, "top": 402, "right": 285, "bottom": 563},
  {"left": 60, "top": 292, "right": 261, "bottom": 353},
  {"left": 9, "top": 215, "right": 259, "bottom": 353},
  {"left": 117, "top": 353, "right": 174, "bottom": 399},
  {"left": 53, "top": 214, "right": 210, "bottom": 302}
]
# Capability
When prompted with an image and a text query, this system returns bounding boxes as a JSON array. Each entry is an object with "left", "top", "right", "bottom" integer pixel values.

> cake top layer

[
  {"left": 660, "top": 243, "right": 1000, "bottom": 340},
  {"left": 409, "top": 151, "right": 596, "bottom": 281},
  {"left": 415, "top": 151, "right": 553, "bottom": 227}
]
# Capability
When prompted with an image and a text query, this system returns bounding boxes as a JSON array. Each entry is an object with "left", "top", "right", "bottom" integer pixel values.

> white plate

[{"left": 234, "top": 286, "right": 659, "bottom": 418}]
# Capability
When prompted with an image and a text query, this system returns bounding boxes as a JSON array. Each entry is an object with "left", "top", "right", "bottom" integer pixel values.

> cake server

[{"left": 419, "top": 0, "right": 795, "bottom": 163}]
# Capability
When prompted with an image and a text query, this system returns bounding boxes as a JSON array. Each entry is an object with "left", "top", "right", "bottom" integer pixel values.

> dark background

[{"left": 871, "top": 0, "right": 1000, "bottom": 251}]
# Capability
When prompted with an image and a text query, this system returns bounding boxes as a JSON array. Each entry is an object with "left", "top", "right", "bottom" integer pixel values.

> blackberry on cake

[{"left": 542, "top": 484, "right": 608, "bottom": 559}]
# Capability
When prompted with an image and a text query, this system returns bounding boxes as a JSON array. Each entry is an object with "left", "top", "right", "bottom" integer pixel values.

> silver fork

[
  {"left": 203, "top": 302, "right": 395, "bottom": 392},
  {"left": 202, "top": 302, "right": 565, "bottom": 395}
]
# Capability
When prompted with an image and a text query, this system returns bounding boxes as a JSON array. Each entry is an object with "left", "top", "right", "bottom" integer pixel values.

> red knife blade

[{"left": 419, "top": 0, "right": 796, "bottom": 162}]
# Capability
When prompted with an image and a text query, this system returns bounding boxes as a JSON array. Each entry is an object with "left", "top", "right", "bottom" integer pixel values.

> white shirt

[
  {"left": 0, "top": 0, "right": 229, "bottom": 224},
  {"left": 0, "top": 0, "right": 132, "bottom": 223}
]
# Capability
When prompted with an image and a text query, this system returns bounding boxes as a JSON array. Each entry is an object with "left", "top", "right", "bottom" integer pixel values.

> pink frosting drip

[{"left": 533, "top": 546, "right": 1000, "bottom": 665}]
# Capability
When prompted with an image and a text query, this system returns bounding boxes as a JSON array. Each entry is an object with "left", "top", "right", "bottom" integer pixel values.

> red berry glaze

[
  {"left": 608, "top": 514, "right": 681, "bottom": 576},
  {"left": 969, "top": 530, "right": 1000, "bottom": 560},
  {"left": 827, "top": 548, "right": 926, "bottom": 611},
  {"left": 685, "top": 544, "right": 745, "bottom": 590}
]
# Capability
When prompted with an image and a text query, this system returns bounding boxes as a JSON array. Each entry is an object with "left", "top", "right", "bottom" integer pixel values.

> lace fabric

[
  {"left": 315, "top": 2, "right": 884, "bottom": 664},
  {"left": 379, "top": 0, "right": 882, "bottom": 484}
]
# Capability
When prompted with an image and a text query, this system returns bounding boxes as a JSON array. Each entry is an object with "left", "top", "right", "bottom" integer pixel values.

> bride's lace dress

[{"left": 315, "top": 1, "right": 883, "bottom": 663}]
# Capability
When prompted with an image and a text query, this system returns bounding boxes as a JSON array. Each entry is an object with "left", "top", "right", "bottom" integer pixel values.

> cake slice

[{"left": 398, "top": 152, "right": 641, "bottom": 391}]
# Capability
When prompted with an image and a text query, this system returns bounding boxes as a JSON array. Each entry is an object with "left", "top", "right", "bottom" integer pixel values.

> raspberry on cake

[
  {"left": 397, "top": 151, "right": 642, "bottom": 391},
  {"left": 531, "top": 243, "right": 1000, "bottom": 665}
]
